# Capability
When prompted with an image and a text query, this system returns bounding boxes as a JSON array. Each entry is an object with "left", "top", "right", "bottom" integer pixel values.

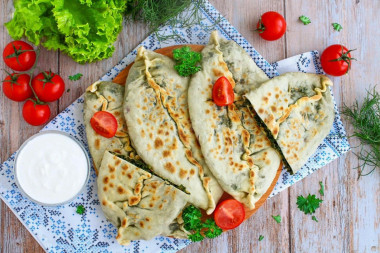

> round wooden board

[{"left": 112, "top": 44, "right": 283, "bottom": 228}]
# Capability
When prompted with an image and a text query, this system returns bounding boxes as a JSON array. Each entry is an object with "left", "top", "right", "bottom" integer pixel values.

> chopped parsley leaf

[
  {"left": 332, "top": 23, "right": 343, "bottom": 32},
  {"left": 297, "top": 194, "right": 323, "bottom": 215},
  {"left": 272, "top": 215, "right": 281, "bottom": 223},
  {"left": 299, "top": 15, "right": 311, "bottom": 25},
  {"left": 259, "top": 235, "right": 264, "bottom": 241},
  {"left": 76, "top": 205, "right": 85, "bottom": 215},
  {"left": 319, "top": 181, "right": 325, "bottom": 196},
  {"left": 312, "top": 216, "right": 318, "bottom": 222},
  {"left": 69, "top": 73, "right": 83, "bottom": 81}
]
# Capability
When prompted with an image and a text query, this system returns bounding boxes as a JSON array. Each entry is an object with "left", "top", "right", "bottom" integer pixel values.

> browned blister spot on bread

[
  {"left": 129, "top": 196, "right": 140, "bottom": 206},
  {"left": 163, "top": 150, "right": 171, "bottom": 158},
  {"left": 122, "top": 218, "right": 127, "bottom": 228},
  {"left": 164, "top": 162, "right": 176, "bottom": 174},
  {"left": 242, "top": 129, "right": 250, "bottom": 147},
  {"left": 134, "top": 183, "right": 142, "bottom": 194},
  {"left": 179, "top": 168, "right": 188, "bottom": 179},
  {"left": 212, "top": 68, "right": 223, "bottom": 77},
  {"left": 117, "top": 186, "right": 125, "bottom": 194},
  {"left": 95, "top": 139, "right": 100, "bottom": 150},
  {"left": 108, "top": 165, "right": 115, "bottom": 173},
  {"left": 154, "top": 137, "right": 163, "bottom": 149}
]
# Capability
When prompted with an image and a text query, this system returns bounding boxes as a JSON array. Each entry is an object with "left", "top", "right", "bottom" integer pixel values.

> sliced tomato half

[
  {"left": 90, "top": 111, "right": 118, "bottom": 138},
  {"left": 212, "top": 76, "right": 234, "bottom": 106},
  {"left": 214, "top": 199, "right": 245, "bottom": 230}
]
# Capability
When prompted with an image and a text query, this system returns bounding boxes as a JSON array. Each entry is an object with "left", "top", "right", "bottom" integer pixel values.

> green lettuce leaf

[{"left": 5, "top": 0, "right": 126, "bottom": 63}]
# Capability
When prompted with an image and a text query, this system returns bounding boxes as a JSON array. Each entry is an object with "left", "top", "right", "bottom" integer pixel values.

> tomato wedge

[
  {"left": 90, "top": 111, "right": 118, "bottom": 138},
  {"left": 212, "top": 76, "right": 234, "bottom": 106},
  {"left": 214, "top": 199, "right": 245, "bottom": 230}
]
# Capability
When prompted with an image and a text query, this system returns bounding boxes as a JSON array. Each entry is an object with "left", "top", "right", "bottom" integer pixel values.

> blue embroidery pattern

[{"left": 0, "top": 2, "right": 349, "bottom": 252}]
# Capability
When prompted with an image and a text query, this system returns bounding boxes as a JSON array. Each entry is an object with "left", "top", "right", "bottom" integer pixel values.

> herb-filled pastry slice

[
  {"left": 98, "top": 151, "right": 189, "bottom": 245},
  {"left": 245, "top": 72, "right": 335, "bottom": 173},
  {"left": 124, "top": 47, "right": 223, "bottom": 214},
  {"left": 84, "top": 81, "right": 143, "bottom": 173},
  {"left": 188, "top": 31, "right": 281, "bottom": 209}
]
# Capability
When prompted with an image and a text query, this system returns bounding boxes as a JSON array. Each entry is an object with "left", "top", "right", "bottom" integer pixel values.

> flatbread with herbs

[
  {"left": 98, "top": 151, "right": 188, "bottom": 245},
  {"left": 188, "top": 31, "right": 281, "bottom": 209},
  {"left": 124, "top": 46, "right": 223, "bottom": 214},
  {"left": 83, "top": 81, "right": 144, "bottom": 173},
  {"left": 245, "top": 72, "right": 335, "bottom": 173}
]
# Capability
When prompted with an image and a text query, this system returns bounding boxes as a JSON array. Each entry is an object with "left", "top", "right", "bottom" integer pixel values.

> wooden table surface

[{"left": 1, "top": 0, "right": 379, "bottom": 252}]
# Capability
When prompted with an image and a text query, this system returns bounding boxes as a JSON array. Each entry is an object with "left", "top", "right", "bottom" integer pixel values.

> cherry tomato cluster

[{"left": 2, "top": 41, "right": 65, "bottom": 126}]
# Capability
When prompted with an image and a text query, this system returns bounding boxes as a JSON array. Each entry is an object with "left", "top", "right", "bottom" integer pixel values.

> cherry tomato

[
  {"left": 256, "top": 11, "right": 286, "bottom": 41},
  {"left": 32, "top": 71, "right": 65, "bottom": 102},
  {"left": 320, "top": 44, "right": 355, "bottom": 76},
  {"left": 90, "top": 111, "right": 118, "bottom": 138},
  {"left": 2, "top": 73, "right": 33, "bottom": 102},
  {"left": 3, "top": 41, "right": 36, "bottom": 71},
  {"left": 212, "top": 76, "right": 234, "bottom": 106},
  {"left": 214, "top": 199, "right": 245, "bottom": 230},
  {"left": 22, "top": 100, "right": 51, "bottom": 126}
]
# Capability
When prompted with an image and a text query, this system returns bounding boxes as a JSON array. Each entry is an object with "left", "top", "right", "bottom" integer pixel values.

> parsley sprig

[
  {"left": 319, "top": 181, "right": 324, "bottom": 196},
  {"left": 76, "top": 205, "right": 85, "bottom": 215},
  {"left": 182, "top": 205, "right": 222, "bottom": 242},
  {"left": 299, "top": 15, "right": 311, "bottom": 25},
  {"left": 296, "top": 194, "right": 323, "bottom": 215},
  {"left": 272, "top": 215, "right": 281, "bottom": 223},
  {"left": 173, "top": 46, "right": 202, "bottom": 77},
  {"left": 332, "top": 23, "right": 343, "bottom": 32},
  {"left": 69, "top": 73, "right": 83, "bottom": 81}
]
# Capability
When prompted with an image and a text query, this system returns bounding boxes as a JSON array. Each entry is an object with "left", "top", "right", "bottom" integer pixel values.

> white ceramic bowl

[{"left": 14, "top": 130, "right": 90, "bottom": 206}]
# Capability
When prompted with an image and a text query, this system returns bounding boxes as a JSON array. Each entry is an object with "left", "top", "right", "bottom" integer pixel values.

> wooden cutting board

[{"left": 112, "top": 44, "right": 283, "bottom": 227}]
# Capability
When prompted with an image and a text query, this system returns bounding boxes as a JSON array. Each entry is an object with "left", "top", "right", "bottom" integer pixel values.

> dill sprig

[
  {"left": 342, "top": 87, "right": 380, "bottom": 177},
  {"left": 125, "top": 0, "right": 220, "bottom": 42}
]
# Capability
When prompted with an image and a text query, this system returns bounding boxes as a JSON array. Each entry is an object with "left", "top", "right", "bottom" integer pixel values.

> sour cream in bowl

[{"left": 15, "top": 131, "right": 90, "bottom": 206}]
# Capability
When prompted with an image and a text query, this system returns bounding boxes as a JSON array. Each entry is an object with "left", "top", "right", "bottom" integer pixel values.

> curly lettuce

[{"left": 5, "top": 0, "right": 126, "bottom": 63}]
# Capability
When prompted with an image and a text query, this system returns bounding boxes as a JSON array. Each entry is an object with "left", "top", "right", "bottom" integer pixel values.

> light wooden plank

[
  {"left": 0, "top": 0, "right": 55, "bottom": 252},
  {"left": 340, "top": 1, "right": 380, "bottom": 252},
  {"left": 285, "top": 0, "right": 379, "bottom": 252}
]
